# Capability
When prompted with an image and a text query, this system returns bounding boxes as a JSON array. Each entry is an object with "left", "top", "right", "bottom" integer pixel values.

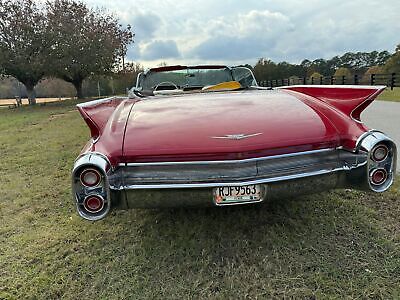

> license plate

[{"left": 213, "top": 184, "right": 263, "bottom": 205}]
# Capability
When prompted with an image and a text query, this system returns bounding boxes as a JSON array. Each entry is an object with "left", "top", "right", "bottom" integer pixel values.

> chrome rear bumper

[
  {"left": 117, "top": 172, "right": 345, "bottom": 209},
  {"left": 72, "top": 130, "right": 397, "bottom": 220},
  {"left": 111, "top": 148, "right": 366, "bottom": 190}
]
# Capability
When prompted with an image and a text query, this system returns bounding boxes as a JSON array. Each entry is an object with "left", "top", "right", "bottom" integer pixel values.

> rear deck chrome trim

[
  {"left": 118, "top": 148, "right": 335, "bottom": 167},
  {"left": 115, "top": 168, "right": 349, "bottom": 190}
]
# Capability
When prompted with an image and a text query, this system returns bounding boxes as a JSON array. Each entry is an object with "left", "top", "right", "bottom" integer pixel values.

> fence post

[
  {"left": 341, "top": 75, "right": 345, "bottom": 85},
  {"left": 391, "top": 73, "right": 396, "bottom": 90},
  {"left": 320, "top": 77, "right": 323, "bottom": 85},
  {"left": 370, "top": 74, "right": 375, "bottom": 86},
  {"left": 354, "top": 74, "right": 358, "bottom": 85},
  {"left": 330, "top": 76, "right": 334, "bottom": 85},
  {"left": 311, "top": 77, "right": 314, "bottom": 85}
]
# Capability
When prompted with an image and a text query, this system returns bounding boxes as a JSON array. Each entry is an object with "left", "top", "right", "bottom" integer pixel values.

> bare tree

[
  {"left": 46, "top": 0, "right": 134, "bottom": 99},
  {"left": 0, "top": 0, "right": 49, "bottom": 105}
]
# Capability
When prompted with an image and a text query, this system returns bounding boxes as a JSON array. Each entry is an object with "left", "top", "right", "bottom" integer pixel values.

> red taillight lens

[
  {"left": 370, "top": 169, "right": 387, "bottom": 185},
  {"left": 83, "top": 195, "right": 104, "bottom": 213},
  {"left": 371, "top": 145, "right": 388, "bottom": 162},
  {"left": 80, "top": 169, "right": 101, "bottom": 187}
]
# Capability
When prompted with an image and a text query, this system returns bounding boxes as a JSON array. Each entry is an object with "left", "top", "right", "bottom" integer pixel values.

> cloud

[
  {"left": 83, "top": 0, "right": 400, "bottom": 66},
  {"left": 190, "top": 10, "right": 293, "bottom": 61},
  {"left": 130, "top": 11, "right": 162, "bottom": 42},
  {"left": 140, "top": 40, "right": 181, "bottom": 60}
]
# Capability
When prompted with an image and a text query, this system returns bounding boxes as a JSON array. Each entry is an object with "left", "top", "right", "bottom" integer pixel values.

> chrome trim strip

[
  {"left": 356, "top": 130, "right": 394, "bottom": 152},
  {"left": 355, "top": 130, "right": 382, "bottom": 151},
  {"left": 75, "top": 151, "right": 113, "bottom": 170},
  {"left": 115, "top": 167, "right": 352, "bottom": 190},
  {"left": 119, "top": 148, "right": 335, "bottom": 167},
  {"left": 76, "top": 96, "right": 120, "bottom": 108}
]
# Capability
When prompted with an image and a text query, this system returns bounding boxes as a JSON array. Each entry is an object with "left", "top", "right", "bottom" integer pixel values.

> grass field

[
  {"left": 377, "top": 87, "right": 400, "bottom": 102},
  {"left": 0, "top": 100, "right": 399, "bottom": 299}
]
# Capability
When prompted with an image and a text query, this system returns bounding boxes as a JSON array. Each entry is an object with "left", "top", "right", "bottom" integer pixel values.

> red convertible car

[{"left": 72, "top": 65, "right": 397, "bottom": 221}]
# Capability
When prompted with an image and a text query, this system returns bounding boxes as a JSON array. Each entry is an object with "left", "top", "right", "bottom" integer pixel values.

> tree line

[
  {"left": 253, "top": 47, "right": 400, "bottom": 83},
  {"left": 1, "top": 0, "right": 399, "bottom": 104},
  {"left": 0, "top": 0, "right": 134, "bottom": 104},
  {"left": 0, "top": 62, "right": 143, "bottom": 100}
]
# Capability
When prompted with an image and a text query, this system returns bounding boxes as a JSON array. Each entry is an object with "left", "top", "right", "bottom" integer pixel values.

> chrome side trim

[{"left": 119, "top": 148, "right": 335, "bottom": 167}]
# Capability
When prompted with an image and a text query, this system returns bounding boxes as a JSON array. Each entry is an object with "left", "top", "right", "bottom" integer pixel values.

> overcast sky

[{"left": 85, "top": 0, "right": 400, "bottom": 67}]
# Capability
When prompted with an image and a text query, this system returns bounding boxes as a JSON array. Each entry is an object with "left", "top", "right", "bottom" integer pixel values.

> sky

[{"left": 84, "top": 0, "right": 400, "bottom": 68}]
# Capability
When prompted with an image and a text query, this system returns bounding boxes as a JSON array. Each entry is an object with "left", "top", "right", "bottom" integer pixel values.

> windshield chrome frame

[{"left": 133, "top": 65, "right": 258, "bottom": 92}]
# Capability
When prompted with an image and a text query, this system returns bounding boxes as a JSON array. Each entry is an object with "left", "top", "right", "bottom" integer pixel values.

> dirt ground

[{"left": 0, "top": 97, "right": 71, "bottom": 106}]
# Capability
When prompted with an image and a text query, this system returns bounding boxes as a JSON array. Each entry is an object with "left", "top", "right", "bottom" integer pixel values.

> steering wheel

[{"left": 154, "top": 81, "right": 179, "bottom": 91}]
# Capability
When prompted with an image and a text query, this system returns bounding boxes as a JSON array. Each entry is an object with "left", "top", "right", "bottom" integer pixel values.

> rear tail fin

[
  {"left": 278, "top": 85, "right": 386, "bottom": 121},
  {"left": 77, "top": 97, "right": 125, "bottom": 140}
]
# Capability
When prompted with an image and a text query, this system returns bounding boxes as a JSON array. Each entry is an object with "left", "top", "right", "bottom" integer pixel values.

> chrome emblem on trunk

[{"left": 211, "top": 133, "right": 263, "bottom": 140}]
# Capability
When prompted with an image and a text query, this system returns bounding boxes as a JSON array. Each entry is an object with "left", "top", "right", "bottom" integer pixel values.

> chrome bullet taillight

[
  {"left": 371, "top": 144, "right": 389, "bottom": 162},
  {"left": 80, "top": 168, "right": 102, "bottom": 187}
]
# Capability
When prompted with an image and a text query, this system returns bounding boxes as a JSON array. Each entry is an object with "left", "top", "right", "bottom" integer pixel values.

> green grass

[
  {"left": 0, "top": 100, "right": 400, "bottom": 299},
  {"left": 377, "top": 87, "right": 400, "bottom": 102}
]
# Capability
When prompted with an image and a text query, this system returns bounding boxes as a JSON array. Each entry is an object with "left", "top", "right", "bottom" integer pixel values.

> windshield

[
  {"left": 132, "top": 66, "right": 257, "bottom": 97},
  {"left": 138, "top": 67, "right": 233, "bottom": 91}
]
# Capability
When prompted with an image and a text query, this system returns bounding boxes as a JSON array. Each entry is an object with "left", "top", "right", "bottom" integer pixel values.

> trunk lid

[{"left": 122, "top": 90, "right": 340, "bottom": 162}]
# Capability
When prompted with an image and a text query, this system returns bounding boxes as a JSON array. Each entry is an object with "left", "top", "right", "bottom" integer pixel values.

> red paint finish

[
  {"left": 77, "top": 97, "right": 127, "bottom": 140},
  {"left": 122, "top": 90, "right": 341, "bottom": 162},
  {"left": 79, "top": 98, "right": 136, "bottom": 165},
  {"left": 78, "top": 86, "right": 383, "bottom": 166},
  {"left": 279, "top": 86, "right": 385, "bottom": 121},
  {"left": 280, "top": 89, "right": 369, "bottom": 150}
]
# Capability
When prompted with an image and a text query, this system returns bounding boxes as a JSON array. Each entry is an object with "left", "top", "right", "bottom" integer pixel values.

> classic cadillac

[{"left": 72, "top": 65, "right": 397, "bottom": 221}]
